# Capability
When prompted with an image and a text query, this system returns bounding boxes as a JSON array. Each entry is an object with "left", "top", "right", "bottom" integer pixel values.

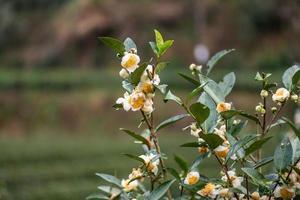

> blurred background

[{"left": 0, "top": 0, "right": 299, "bottom": 199}]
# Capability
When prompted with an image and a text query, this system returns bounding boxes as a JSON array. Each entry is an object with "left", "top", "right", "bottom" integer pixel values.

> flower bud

[
  {"left": 260, "top": 90, "right": 268, "bottom": 98},
  {"left": 271, "top": 107, "right": 277, "bottom": 113},
  {"left": 189, "top": 63, "right": 196, "bottom": 71},
  {"left": 291, "top": 94, "right": 298, "bottom": 102},
  {"left": 119, "top": 69, "right": 129, "bottom": 79},
  {"left": 195, "top": 65, "right": 202, "bottom": 72}
]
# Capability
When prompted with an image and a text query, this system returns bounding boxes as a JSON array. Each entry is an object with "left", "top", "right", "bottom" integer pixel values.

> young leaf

[
  {"left": 123, "top": 37, "right": 137, "bottom": 52},
  {"left": 86, "top": 194, "right": 109, "bottom": 200},
  {"left": 281, "top": 117, "right": 300, "bottom": 139},
  {"left": 155, "top": 114, "right": 189, "bottom": 132},
  {"left": 218, "top": 72, "right": 236, "bottom": 97},
  {"left": 159, "top": 40, "right": 174, "bottom": 56},
  {"left": 226, "top": 135, "right": 257, "bottom": 162},
  {"left": 120, "top": 128, "right": 149, "bottom": 147},
  {"left": 174, "top": 155, "right": 189, "bottom": 173},
  {"left": 274, "top": 137, "right": 293, "bottom": 172},
  {"left": 154, "top": 29, "right": 164, "bottom": 46},
  {"left": 178, "top": 73, "right": 200, "bottom": 86},
  {"left": 206, "top": 49, "right": 235, "bottom": 75},
  {"left": 282, "top": 65, "right": 300, "bottom": 90},
  {"left": 201, "top": 134, "right": 224, "bottom": 149},
  {"left": 155, "top": 62, "right": 169, "bottom": 74},
  {"left": 95, "top": 173, "right": 122, "bottom": 187},
  {"left": 122, "top": 153, "right": 145, "bottom": 163},
  {"left": 245, "top": 137, "right": 273, "bottom": 156},
  {"left": 189, "top": 102, "right": 210, "bottom": 125},
  {"left": 254, "top": 156, "right": 273, "bottom": 169},
  {"left": 164, "top": 90, "right": 182, "bottom": 105},
  {"left": 130, "top": 63, "right": 148, "bottom": 86},
  {"left": 99, "top": 37, "right": 125, "bottom": 55},
  {"left": 241, "top": 168, "right": 269, "bottom": 186},
  {"left": 148, "top": 180, "right": 175, "bottom": 200}
]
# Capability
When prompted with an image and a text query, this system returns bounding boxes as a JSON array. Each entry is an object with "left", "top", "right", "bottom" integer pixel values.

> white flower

[
  {"left": 190, "top": 122, "right": 201, "bottom": 137},
  {"left": 250, "top": 191, "right": 260, "bottom": 200},
  {"left": 139, "top": 153, "right": 159, "bottom": 175},
  {"left": 119, "top": 68, "right": 129, "bottom": 79},
  {"left": 260, "top": 90, "right": 268, "bottom": 98},
  {"left": 121, "top": 178, "right": 138, "bottom": 192},
  {"left": 138, "top": 80, "right": 154, "bottom": 94},
  {"left": 219, "top": 188, "right": 233, "bottom": 198},
  {"left": 272, "top": 88, "right": 290, "bottom": 103},
  {"left": 142, "top": 98, "right": 154, "bottom": 114},
  {"left": 184, "top": 171, "right": 200, "bottom": 185},
  {"left": 216, "top": 102, "right": 231, "bottom": 113},
  {"left": 141, "top": 65, "right": 154, "bottom": 82},
  {"left": 291, "top": 94, "right": 298, "bottom": 102},
  {"left": 221, "top": 169, "right": 243, "bottom": 188},
  {"left": 214, "top": 145, "right": 229, "bottom": 158},
  {"left": 189, "top": 63, "right": 196, "bottom": 71},
  {"left": 197, "top": 183, "right": 220, "bottom": 198},
  {"left": 274, "top": 185, "right": 295, "bottom": 199},
  {"left": 121, "top": 52, "right": 140, "bottom": 72},
  {"left": 116, "top": 92, "right": 131, "bottom": 111},
  {"left": 128, "top": 168, "right": 143, "bottom": 180}
]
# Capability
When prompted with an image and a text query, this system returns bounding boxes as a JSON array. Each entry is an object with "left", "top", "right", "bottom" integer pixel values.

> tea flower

[
  {"left": 250, "top": 191, "right": 260, "bottom": 200},
  {"left": 274, "top": 185, "right": 295, "bottom": 199},
  {"left": 119, "top": 68, "right": 130, "bottom": 79},
  {"left": 214, "top": 145, "right": 229, "bottom": 158},
  {"left": 184, "top": 171, "right": 200, "bottom": 185},
  {"left": 198, "top": 146, "right": 209, "bottom": 154},
  {"left": 260, "top": 90, "right": 269, "bottom": 98},
  {"left": 121, "top": 52, "right": 140, "bottom": 72},
  {"left": 272, "top": 88, "right": 290, "bottom": 103},
  {"left": 291, "top": 94, "right": 298, "bottom": 102},
  {"left": 116, "top": 91, "right": 146, "bottom": 111},
  {"left": 190, "top": 122, "right": 201, "bottom": 137},
  {"left": 216, "top": 102, "right": 231, "bottom": 113},
  {"left": 197, "top": 183, "right": 220, "bottom": 198},
  {"left": 221, "top": 170, "right": 243, "bottom": 188},
  {"left": 138, "top": 81, "right": 154, "bottom": 94},
  {"left": 219, "top": 188, "right": 233, "bottom": 198},
  {"left": 121, "top": 178, "right": 138, "bottom": 192},
  {"left": 139, "top": 153, "right": 159, "bottom": 175},
  {"left": 129, "top": 168, "right": 143, "bottom": 180},
  {"left": 142, "top": 97, "right": 154, "bottom": 114}
]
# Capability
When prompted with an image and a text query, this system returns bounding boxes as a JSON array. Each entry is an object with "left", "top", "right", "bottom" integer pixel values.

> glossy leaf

[
  {"left": 96, "top": 173, "right": 121, "bottom": 187},
  {"left": 120, "top": 128, "right": 149, "bottom": 147},
  {"left": 178, "top": 73, "right": 200, "bottom": 86},
  {"left": 221, "top": 110, "right": 260, "bottom": 124},
  {"left": 189, "top": 102, "right": 210, "bottom": 125},
  {"left": 155, "top": 84, "right": 168, "bottom": 94},
  {"left": 199, "top": 74, "right": 224, "bottom": 103},
  {"left": 201, "top": 134, "right": 224, "bottom": 149},
  {"left": 180, "top": 142, "right": 202, "bottom": 148},
  {"left": 149, "top": 180, "right": 175, "bottom": 200},
  {"left": 130, "top": 63, "right": 148, "bottom": 86},
  {"left": 218, "top": 72, "right": 236, "bottom": 96},
  {"left": 99, "top": 37, "right": 125, "bottom": 55},
  {"left": 241, "top": 168, "right": 269, "bottom": 186},
  {"left": 254, "top": 156, "right": 273, "bottom": 169},
  {"left": 156, "top": 114, "right": 189, "bottom": 132},
  {"left": 245, "top": 137, "right": 272, "bottom": 156},
  {"left": 123, "top": 37, "right": 137, "bottom": 51},
  {"left": 164, "top": 90, "right": 182, "bottom": 105},
  {"left": 282, "top": 65, "right": 300, "bottom": 90},
  {"left": 228, "top": 120, "right": 248, "bottom": 136},
  {"left": 281, "top": 117, "right": 300, "bottom": 139},
  {"left": 274, "top": 137, "right": 293, "bottom": 172},
  {"left": 206, "top": 49, "right": 235, "bottom": 75}
]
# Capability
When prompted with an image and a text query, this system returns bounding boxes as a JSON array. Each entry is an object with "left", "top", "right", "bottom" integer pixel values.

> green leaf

[
  {"left": 120, "top": 128, "right": 149, "bottom": 147},
  {"left": 221, "top": 110, "right": 260, "bottom": 124},
  {"left": 95, "top": 173, "right": 121, "bottom": 187},
  {"left": 164, "top": 90, "right": 182, "bottom": 105},
  {"left": 123, "top": 37, "right": 137, "bottom": 52},
  {"left": 155, "top": 114, "right": 189, "bottom": 132},
  {"left": 149, "top": 180, "right": 175, "bottom": 200},
  {"left": 201, "top": 134, "right": 224, "bottom": 149},
  {"left": 198, "top": 93, "right": 218, "bottom": 133},
  {"left": 218, "top": 72, "right": 236, "bottom": 97},
  {"left": 86, "top": 194, "right": 109, "bottom": 200},
  {"left": 178, "top": 73, "right": 200, "bottom": 86},
  {"left": 226, "top": 135, "right": 257, "bottom": 162},
  {"left": 241, "top": 168, "right": 269, "bottom": 186},
  {"left": 174, "top": 155, "right": 189, "bottom": 173},
  {"left": 255, "top": 72, "right": 264, "bottom": 81},
  {"left": 282, "top": 65, "right": 300, "bottom": 90},
  {"left": 154, "top": 29, "right": 164, "bottom": 46},
  {"left": 189, "top": 102, "right": 210, "bottom": 125},
  {"left": 167, "top": 168, "right": 181, "bottom": 180},
  {"left": 159, "top": 40, "right": 174, "bottom": 56},
  {"left": 190, "top": 153, "right": 209, "bottom": 170},
  {"left": 112, "top": 103, "right": 123, "bottom": 110},
  {"left": 292, "top": 69, "right": 300, "bottom": 85},
  {"left": 274, "top": 137, "right": 293, "bottom": 172},
  {"left": 206, "top": 49, "right": 235, "bottom": 75},
  {"left": 186, "top": 82, "right": 207, "bottom": 103},
  {"left": 130, "top": 63, "right": 148, "bottom": 86},
  {"left": 97, "top": 186, "right": 121, "bottom": 195},
  {"left": 99, "top": 37, "right": 125, "bottom": 55},
  {"left": 254, "top": 156, "right": 273, "bottom": 169},
  {"left": 228, "top": 120, "right": 248, "bottom": 136},
  {"left": 149, "top": 41, "right": 159, "bottom": 56},
  {"left": 123, "top": 153, "right": 145, "bottom": 163},
  {"left": 281, "top": 117, "right": 300, "bottom": 139},
  {"left": 199, "top": 74, "right": 224, "bottom": 103},
  {"left": 245, "top": 137, "right": 272, "bottom": 156},
  {"left": 180, "top": 142, "right": 203, "bottom": 148},
  {"left": 155, "top": 62, "right": 169, "bottom": 74}
]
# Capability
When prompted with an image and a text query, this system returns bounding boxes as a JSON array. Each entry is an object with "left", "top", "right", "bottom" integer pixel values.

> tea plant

[{"left": 88, "top": 30, "right": 300, "bottom": 200}]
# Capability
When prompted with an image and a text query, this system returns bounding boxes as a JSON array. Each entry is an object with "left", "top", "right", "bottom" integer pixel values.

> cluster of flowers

[{"left": 116, "top": 49, "right": 160, "bottom": 114}]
